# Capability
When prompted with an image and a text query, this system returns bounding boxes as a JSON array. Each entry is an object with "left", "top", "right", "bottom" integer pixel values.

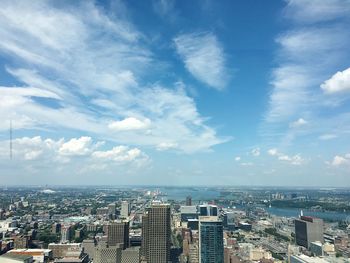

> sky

[{"left": 0, "top": 0, "right": 350, "bottom": 187}]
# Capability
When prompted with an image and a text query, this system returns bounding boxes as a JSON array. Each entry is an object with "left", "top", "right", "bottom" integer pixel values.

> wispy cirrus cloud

[
  {"left": 174, "top": 32, "right": 230, "bottom": 90},
  {"left": 153, "top": 0, "right": 176, "bottom": 19},
  {"left": 318, "top": 134, "right": 337, "bottom": 141},
  {"left": 284, "top": 0, "right": 350, "bottom": 23},
  {"left": 0, "top": 0, "right": 228, "bottom": 154},
  {"left": 262, "top": 0, "right": 350, "bottom": 147}
]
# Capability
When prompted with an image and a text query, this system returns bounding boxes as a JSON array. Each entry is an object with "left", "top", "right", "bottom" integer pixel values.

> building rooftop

[
  {"left": 9, "top": 249, "right": 52, "bottom": 253},
  {"left": 199, "top": 216, "right": 219, "bottom": 222},
  {"left": 0, "top": 253, "right": 33, "bottom": 260},
  {"left": 291, "top": 255, "right": 328, "bottom": 263}
]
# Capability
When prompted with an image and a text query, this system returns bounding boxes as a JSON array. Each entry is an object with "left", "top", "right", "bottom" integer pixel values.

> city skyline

[{"left": 0, "top": 0, "right": 350, "bottom": 186}]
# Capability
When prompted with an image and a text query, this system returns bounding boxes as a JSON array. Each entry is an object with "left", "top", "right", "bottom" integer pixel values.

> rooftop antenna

[{"left": 10, "top": 119, "right": 12, "bottom": 160}]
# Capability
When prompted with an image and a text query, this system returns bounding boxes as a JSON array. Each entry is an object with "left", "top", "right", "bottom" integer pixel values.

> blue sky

[{"left": 0, "top": 0, "right": 350, "bottom": 186}]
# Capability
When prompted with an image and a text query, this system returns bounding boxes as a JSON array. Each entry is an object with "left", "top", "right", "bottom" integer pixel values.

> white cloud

[
  {"left": 92, "top": 146, "right": 147, "bottom": 163},
  {"left": 235, "top": 156, "right": 241, "bottom": 161},
  {"left": 267, "top": 148, "right": 305, "bottom": 165},
  {"left": 267, "top": 148, "right": 278, "bottom": 156},
  {"left": 241, "top": 162, "right": 253, "bottom": 166},
  {"left": 0, "top": 1, "right": 228, "bottom": 153},
  {"left": 318, "top": 134, "right": 337, "bottom": 140},
  {"left": 0, "top": 86, "right": 61, "bottom": 100},
  {"left": 285, "top": 0, "right": 350, "bottom": 23},
  {"left": 108, "top": 117, "right": 151, "bottom": 131},
  {"left": 262, "top": 0, "right": 350, "bottom": 146},
  {"left": 0, "top": 136, "right": 61, "bottom": 161},
  {"left": 174, "top": 32, "right": 229, "bottom": 90},
  {"left": 251, "top": 147, "right": 260, "bottom": 157},
  {"left": 278, "top": 154, "right": 304, "bottom": 165},
  {"left": 0, "top": 136, "right": 149, "bottom": 172},
  {"left": 266, "top": 27, "right": 348, "bottom": 123},
  {"left": 321, "top": 68, "right": 350, "bottom": 94},
  {"left": 156, "top": 142, "right": 178, "bottom": 151},
  {"left": 289, "top": 118, "right": 307, "bottom": 128},
  {"left": 58, "top": 136, "right": 93, "bottom": 156},
  {"left": 331, "top": 154, "right": 350, "bottom": 166}
]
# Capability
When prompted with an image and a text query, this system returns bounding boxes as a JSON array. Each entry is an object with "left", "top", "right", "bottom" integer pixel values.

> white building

[{"left": 121, "top": 201, "right": 130, "bottom": 218}]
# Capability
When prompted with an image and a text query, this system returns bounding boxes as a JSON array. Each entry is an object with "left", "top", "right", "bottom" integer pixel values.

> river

[{"left": 159, "top": 187, "right": 350, "bottom": 221}]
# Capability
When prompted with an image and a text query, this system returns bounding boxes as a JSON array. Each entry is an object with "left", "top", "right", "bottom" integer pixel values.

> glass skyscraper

[{"left": 199, "top": 216, "right": 224, "bottom": 263}]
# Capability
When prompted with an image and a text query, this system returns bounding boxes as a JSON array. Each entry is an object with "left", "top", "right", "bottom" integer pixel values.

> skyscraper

[
  {"left": 295, "top": 216, "right": 324, "bottom": 249},
  {"left": 199, "top": 216, "right": 224, "bottom": 263},
  {"left": 121, "top": 201, "right": 130, "bottom": 218},
  {"left": 199, "top": 205, "right": 218, "bottom": 216},
  {"left": 106, "top": 221, "right": 129, "bottom": 249},
  {"left": 60, "top": 225, "right": 71, "bottom": 243},
  {"left": 141, "top": 214, "right": 149, "bottom": 261},
  {"left": 108, "top": 203, "right": 116, "bottom": 217},
  {"left": 94, "top": 243, "right": 122, "bottom": 263},
  {"left": 141, "top": 203, "right": 171, "bottom": 263},
  {"left": 186, "top": 196, "right": 192, "bottom": 206}
]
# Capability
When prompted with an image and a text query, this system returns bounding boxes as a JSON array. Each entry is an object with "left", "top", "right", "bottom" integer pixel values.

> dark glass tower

[{"left": 199, "top": 216, "right": 224, "bottom": 263}]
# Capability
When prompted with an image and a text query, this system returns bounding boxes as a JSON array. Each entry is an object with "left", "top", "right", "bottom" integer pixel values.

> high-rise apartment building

[
  {"left": 106, "top": 221, "right": 129, "bottom": 249},
  {"left": 141, "top": 203, "right": 171, "bottom": 263},
  {"left": 199, "top": 216, "right": 224, "bottom": 263},
  {"left": 295, "top": 216, "right": 324, "bottom": 249}
]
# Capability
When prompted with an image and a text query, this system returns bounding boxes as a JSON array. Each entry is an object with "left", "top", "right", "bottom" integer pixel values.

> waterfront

[
  {"left": 159, "top": 187, "right": 350, "bottom": 221},
  {"left": 266, "top": 206, "right": 350, "bottom": 222}
]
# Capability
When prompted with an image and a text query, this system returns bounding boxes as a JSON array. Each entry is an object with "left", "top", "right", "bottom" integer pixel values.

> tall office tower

[
  {"left": 61, "top": 225, "right": 71, "bottom": 243},
  {"left": 141, "top": 204, "right": 171, "bottom": 263},
  {"left": 199, "top": 205, "right": 218, "bottom": 216},
  {"left": 121, "top": 201, "right": 130, "bottom": 218},
  {"left": 52, "top": 223, "right": 61, "bottom": 234},
  {"left": 199, "top": 216, "right": 224, "bottom": 263},
  {"left": 295, "top": 216, "right": 324, "bottom": 249},
  {"left": 108, "top": 203, "right": 116, "bottom": 216},
  {"left": 106, "top": 221, "right": 129, "bottom": 249},
  {"left": 186, "top": 196, "right": 192, "bottom": 206},
  {"left": 140, "top": 214, "right": 149, "bottom": 260}
]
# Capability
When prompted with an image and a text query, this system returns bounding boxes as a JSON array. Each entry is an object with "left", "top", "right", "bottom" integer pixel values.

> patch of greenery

[{"left": 264, "top": 228, "right": 290, "bottom": 242}]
